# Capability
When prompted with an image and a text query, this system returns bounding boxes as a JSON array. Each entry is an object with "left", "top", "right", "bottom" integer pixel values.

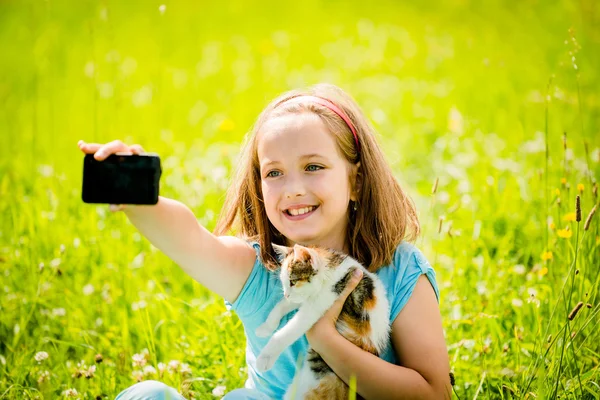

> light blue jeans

[{"left": 114, "top": 380, "right": 271, "bottom": 400}]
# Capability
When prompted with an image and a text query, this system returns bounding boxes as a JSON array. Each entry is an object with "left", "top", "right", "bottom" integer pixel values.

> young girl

[{"left": 78, "top": 83, "right": 451, "bottom": 399}]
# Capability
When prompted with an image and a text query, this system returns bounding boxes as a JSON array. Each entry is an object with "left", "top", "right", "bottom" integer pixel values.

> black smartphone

[{"left": 82, "top": 153, "right": 162, "bottom": 205}]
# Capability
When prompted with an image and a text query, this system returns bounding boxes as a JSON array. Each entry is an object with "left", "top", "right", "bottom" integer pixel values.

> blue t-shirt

[{"left": 225, "top": 241, "right": 440, "bottom": 399}]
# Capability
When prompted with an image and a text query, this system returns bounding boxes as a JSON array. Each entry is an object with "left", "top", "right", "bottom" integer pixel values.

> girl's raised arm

[{"left": 78, "top": 140, "right": 257, "bottom": 303}]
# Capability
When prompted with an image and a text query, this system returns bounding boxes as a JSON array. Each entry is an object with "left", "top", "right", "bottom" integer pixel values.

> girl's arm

[
  {"left": 124, "top": 197, "right": 256, "bottom": 303},
  {"left": 307, "top": 275, "right": 451, "bottom": 399},
  {"left": 78, "top": 140, "right": 256, "bottom": 303}
]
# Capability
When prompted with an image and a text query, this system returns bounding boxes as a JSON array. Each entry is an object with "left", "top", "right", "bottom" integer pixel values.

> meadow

[{"left": 0, "top": 0, "right": 599, "bottom": 398}]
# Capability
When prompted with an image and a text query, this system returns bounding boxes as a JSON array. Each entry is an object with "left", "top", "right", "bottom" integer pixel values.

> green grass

[{"left": 1, "top": 0, "right": 599, "bottom": 398}]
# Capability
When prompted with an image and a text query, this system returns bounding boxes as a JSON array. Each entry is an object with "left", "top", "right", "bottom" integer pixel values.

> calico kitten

[{"left": 255, "top": 243, "right": 390, "bottom": 400}]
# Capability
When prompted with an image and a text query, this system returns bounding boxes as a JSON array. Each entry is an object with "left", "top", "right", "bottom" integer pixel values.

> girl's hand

[
  {"left": 306, "top": 268, "right": 363, "bottom": 352},
  {"left": 77, "top": 139, "right": 146, "bottom": 212}
]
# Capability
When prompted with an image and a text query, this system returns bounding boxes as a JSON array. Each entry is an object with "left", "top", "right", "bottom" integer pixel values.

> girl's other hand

[{"left": 77, "top": 139, "right": 146, "bottom": 212}]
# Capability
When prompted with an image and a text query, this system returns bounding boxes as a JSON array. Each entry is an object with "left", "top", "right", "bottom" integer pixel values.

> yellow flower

[
  {"left": 554, "top": 188, "right": 561, "bottom": 196},
  {"left": 557, "top": 229, "right": 572, "bottom": 238},
  {"left": 563, "top": 212, "right": 576, "bottom": 222},
  {"left": 577, "top": 183, "right": 584, "bottom": 193},
  {"left": 218, "top": 119, "right": 236, "bottom": 132},
  {"left": 561, "top": 177, "right": 567, "bottom": 185},
  {"left": 549, "top": 222, "right": 556, "bottom": 230},
  {"left": 541, "top": 251, "right": 553, "bottom": 261},
  {"left": 538, "top": 267, "right": 548, "bottom": 277}
]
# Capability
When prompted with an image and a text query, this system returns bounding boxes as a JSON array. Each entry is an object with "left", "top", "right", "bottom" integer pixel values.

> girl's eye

[
  {"left": 306, "top": 164, "right": 323, "bottom": 172},
  {"left": 266, "top": 170, "right": 281, "bottom": 178}
]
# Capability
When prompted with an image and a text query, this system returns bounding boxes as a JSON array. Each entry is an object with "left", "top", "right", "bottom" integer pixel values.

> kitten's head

[{"left": 272, "top": 243, "right": 329, "bottom": 302}]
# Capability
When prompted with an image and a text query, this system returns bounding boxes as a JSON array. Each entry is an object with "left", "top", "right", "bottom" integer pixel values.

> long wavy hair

[{"left": 214, "top": 83, "right": 419, "bottom": 272}]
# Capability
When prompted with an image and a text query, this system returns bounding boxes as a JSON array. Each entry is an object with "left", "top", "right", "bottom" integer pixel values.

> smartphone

[{"left": 82, "top": 153, "right": 162, "bottom": 205}]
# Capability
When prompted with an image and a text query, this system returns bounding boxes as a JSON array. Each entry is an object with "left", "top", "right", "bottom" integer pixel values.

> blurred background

[{"left": 1, "top": 0, "right": 599, "bottom": 398}]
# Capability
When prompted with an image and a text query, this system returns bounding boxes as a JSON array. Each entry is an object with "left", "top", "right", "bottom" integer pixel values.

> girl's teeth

[{"left": 289, "top": 206, "right": 314, "bottom": 216}]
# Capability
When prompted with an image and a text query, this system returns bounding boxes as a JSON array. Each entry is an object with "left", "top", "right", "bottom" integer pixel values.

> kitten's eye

[{"left": 289, "top": 279, "right": 297, "bottom": 287}]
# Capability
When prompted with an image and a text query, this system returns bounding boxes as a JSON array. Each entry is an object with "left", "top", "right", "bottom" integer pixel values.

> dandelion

[
  {"left": 562, "top": 212, "right": 576, "bottom": 222},
  {"left": 549, "top": 222, "right": 556, "bottom": 230},
  {"left": 538, "top": 267, "right": 549, "bottom": 277},
  {"left": 541, "top": 251, "right": 553, "bottom": 261},
  {"left": 157, "top": 362, "right": 167, "bottom": 376},
  {"left": 219, "top": 119, "right": 236, "bottom": 132},
  {"left": 557, "top": 229, "right": 572, "bottom": 239},
  {"left": 212, "top": 385, "right": 227, "bottom": 396},
  {"left": 577, "top": 183, "right": 584, "bottom": 193},
  {"left": 34, "top": 351, "right": 49, "bottom": 363},
  {"left": 561, "top": 177, "right": 567, "bottom": 185},
  {"left": 584, "top": 205, "right": 596, "bottom": 231},
  {"left": 554, "top": 188, "right": 560, "bottom": 196}
]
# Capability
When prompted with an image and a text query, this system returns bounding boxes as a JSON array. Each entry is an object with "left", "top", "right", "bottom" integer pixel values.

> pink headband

[{"left": 276, "top": 95, "right": 361, "bottom": 154}]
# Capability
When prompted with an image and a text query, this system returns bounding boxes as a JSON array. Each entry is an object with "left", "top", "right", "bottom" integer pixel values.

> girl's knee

[{"left": 115, "top": 380, "right": 185, "bottom": 400}]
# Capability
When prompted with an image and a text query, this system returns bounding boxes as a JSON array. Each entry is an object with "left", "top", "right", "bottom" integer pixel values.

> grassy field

[{"left": 1, "top": 0, "right": 599, "bottom": 398}]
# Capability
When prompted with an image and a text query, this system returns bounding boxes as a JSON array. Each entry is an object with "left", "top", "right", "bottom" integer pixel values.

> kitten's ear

[
  {"left": 294, "top": 245, "right": 321, "bottom": 269},
  {"left": 293, "top": 244, "right": 312, "bottom": 262},
  {"left": 272, "top": 243, "right": 292, "bottom": 263}
]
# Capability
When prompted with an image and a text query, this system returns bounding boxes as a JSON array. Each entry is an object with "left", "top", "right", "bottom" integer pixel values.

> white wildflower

[
  {"left": 132, "top": 353, "right": 147, "bottom": 368},
  {"left": 180, "top": 363, "right": 192, "bottom": 375},
  {"left": 82, "top": 284, "right": 94, "bottom": 296},
  {"left": 37, "top": 370, "right": 50, "bottom": 384},
  {"left": 143, "top": 365, "right": 157, "bottom": 376},
  {"left": 52, "top": 308, "right": 66, "bottom": 317},
  {"left": 34, "top": 351, "right": 49, "bottom": 363},
  {"left": 212, "top": 385, "right": 226, "bottom": 396},
  {"left": 62, "top": 388, "right": 78, "bottom": 397},
  {"left": 132, "top": 369, "right": 144, "bottom": 382},
  {"left": 512, "top": 298, "right": 523, "bottom": 307},
  {"left": 513, "top": 264, "right": 526, "bottom": 275}
]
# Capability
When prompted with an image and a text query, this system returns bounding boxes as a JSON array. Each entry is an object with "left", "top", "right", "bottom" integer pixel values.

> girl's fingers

[
  {"left": 78, "top": 141, "right": 103, "bottom": 154},
  {"left": 129, "top": 144, "right": 146, "bottom": 155},
  {"left": 94, "top": 140, "right": 130, "bottom": 161},
  {"left": 109, "top": 204, "right": 126, "bottom": 212}
]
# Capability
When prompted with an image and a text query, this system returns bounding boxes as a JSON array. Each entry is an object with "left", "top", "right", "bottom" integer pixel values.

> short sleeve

[
  {"left": 224, "top": 242, "right": 280, "bottom": 326},
  {"left": 387, "top": 243, "right": 440, "bottom": 323}
]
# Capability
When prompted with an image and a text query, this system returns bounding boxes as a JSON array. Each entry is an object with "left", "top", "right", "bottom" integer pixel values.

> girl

[{"left": 78, "top": 83, "right": 451, "bottom": 399}]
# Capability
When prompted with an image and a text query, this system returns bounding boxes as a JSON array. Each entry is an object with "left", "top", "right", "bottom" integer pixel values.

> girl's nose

[{"left": 283, "top": 175, "right": 306, "bottom": 198}]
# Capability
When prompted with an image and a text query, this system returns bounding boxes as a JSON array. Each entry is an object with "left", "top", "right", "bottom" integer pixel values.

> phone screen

[{"left": 82, "top": 154, "right": 162, "bottom": 205}]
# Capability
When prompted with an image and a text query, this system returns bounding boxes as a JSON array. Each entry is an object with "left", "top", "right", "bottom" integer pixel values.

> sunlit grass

[{"left": 1, "top": 0, "right": 599, "bottom": 398}]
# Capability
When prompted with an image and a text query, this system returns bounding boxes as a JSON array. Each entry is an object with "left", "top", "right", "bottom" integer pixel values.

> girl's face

[{"left": 257, "top": 112, "right": 357, "bottom": 253}]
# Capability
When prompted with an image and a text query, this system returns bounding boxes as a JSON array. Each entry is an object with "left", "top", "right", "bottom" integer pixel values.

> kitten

[{"left": 255, "top": 243, "right": 390, "bottom": 400}]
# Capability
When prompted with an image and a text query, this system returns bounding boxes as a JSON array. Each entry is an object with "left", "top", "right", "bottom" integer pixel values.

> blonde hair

[{"left": 214, "top": 83, "right": 419, "bottom": 272}]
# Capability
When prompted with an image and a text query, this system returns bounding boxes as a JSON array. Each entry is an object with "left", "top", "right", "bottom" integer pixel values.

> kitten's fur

[{"left": 255, "top": 244, "right": 390, "bottom": 400}]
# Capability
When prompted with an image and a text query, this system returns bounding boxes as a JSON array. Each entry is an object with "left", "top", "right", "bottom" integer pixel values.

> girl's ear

[
  {"left": 272, "top": 243, "right": 292, "bottom": 262},
  {"left": 350, "top": 162, "right": 363, "bottom": 201}
]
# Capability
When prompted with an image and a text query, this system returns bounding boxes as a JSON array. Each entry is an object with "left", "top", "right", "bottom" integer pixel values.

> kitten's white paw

[
  {"left": 255, "top": 322, "right": 275, "bottom": 338},
  {"left": 256, "top": 352, "right": 277, "bottom": 372}
]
